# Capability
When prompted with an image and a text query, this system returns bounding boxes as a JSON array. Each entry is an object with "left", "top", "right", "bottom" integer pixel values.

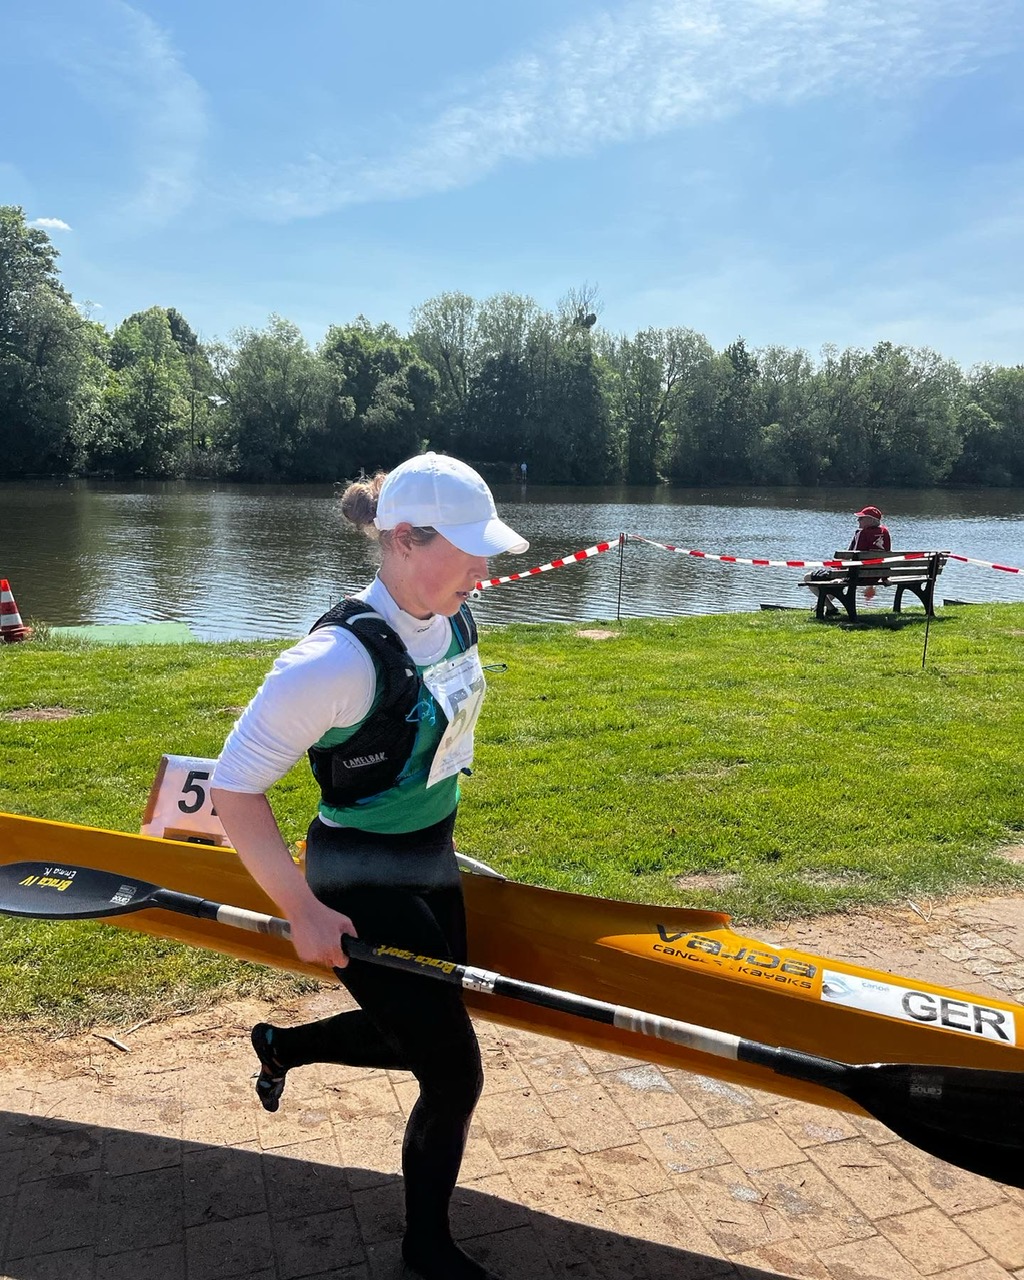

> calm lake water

[{"left": 2, "top": 480, "right": 1022, "bottom": 640}]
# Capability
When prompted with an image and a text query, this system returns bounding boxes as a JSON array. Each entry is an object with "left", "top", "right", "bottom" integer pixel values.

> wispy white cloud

[
  {"left": 29, "top": 216, "right": 72, "bottom": 232},
  {"left": 51, "top": 0, "right": 206, "bottom": 225},
  {"left": 259, "top": 0, "right": 1017, "bottom": 218}
]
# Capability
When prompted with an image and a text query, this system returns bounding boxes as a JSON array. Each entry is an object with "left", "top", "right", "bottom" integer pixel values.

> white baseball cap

[{"left": 374, "top": 452, "right": 529, "bottom": 556}]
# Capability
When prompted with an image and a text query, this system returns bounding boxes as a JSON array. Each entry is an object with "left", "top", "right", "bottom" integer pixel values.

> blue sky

[{"left": 2, "top": 0, "right": 1022, "bottom": 367}]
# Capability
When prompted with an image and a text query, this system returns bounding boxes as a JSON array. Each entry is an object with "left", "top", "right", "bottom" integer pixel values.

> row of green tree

[{"left": 4, "top": 204, "right": 1023, "bottom": 487}]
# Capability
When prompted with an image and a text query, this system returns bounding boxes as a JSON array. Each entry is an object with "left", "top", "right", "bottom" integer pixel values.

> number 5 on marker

[
  {"left": 179, "top": 769, "right": 217, "bottom": 816},
  {"left": 140, "top": 754, "right": 232, "bottom": 846}
]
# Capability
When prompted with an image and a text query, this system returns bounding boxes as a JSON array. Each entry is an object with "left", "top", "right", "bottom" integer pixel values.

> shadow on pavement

[{"left": 0, "top": 1110, "right": 802, "bottom": 1280}]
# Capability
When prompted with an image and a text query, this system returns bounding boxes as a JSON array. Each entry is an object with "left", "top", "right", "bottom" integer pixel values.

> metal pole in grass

[
  {"left": 921, "top": 553, "right": 943, "bottom": 668},
  {"left": 616, "top": 532, "right": 625, "bottom": 622}
]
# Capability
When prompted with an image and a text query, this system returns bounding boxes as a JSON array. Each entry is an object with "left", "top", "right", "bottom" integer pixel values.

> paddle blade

[
  {"left": 849, "top": 1062, "right": 1024, "bottom": 1189},
  {"left": 0, "top": 862, "right": 161, "bottom": 920}
]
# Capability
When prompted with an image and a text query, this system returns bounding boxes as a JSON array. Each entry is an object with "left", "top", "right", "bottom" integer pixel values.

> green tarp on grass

[{"left": 49, "top": 622, "right": 197, "bottom": 645}]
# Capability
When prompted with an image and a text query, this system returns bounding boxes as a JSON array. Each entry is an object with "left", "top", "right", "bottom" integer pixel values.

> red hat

[{"left": 855, "top": 506, "right": 883, "bottom": 520}]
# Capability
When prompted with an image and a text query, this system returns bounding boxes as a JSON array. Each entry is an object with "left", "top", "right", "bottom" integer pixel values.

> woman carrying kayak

[{"left": 211, "top": 452, "right": 527, "bottom": 1280}]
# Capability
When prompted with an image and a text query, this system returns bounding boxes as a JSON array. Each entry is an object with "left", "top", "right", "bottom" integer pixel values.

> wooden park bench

[{"left": 801, "top": 550, "right": 949, "bottom": 621}]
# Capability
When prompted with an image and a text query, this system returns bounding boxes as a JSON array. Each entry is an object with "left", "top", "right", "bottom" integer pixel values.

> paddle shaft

[
  {"left": 147, "top": 884, "right": 845, "bottom": 1088},
  {"left": 10, "top": 870, "right": 837, "bottom": 1085}
]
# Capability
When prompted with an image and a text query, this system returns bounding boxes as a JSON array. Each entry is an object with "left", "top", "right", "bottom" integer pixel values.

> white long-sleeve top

[{"left": 212, "top": 577, "right": 453, "bottom": 795}]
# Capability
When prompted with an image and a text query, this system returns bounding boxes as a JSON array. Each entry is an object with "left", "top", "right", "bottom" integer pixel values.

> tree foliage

[
  {"left": 0, "top": 207, "right": 98, "bottom": 474},
  {"left": 4, "top": 205, "right": 1024, "bottom": 488},
  {"left": 207, "top": 316, "right": 328, "bottom": 481}
]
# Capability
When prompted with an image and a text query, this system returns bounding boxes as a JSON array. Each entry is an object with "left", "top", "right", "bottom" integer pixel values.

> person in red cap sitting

[
  {"left": 850, "top": 505, "right": 891, "bottom": 554},
  {"left": 849, "top": 505, "right": 891, "bottom": 600}
]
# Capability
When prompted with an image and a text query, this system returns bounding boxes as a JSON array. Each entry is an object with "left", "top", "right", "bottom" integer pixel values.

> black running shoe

[{"left": 251, "top": 1023, "right": 287, "bottom": 1113}]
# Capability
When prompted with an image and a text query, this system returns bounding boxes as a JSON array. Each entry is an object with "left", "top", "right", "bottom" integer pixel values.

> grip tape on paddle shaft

[
  {"left": 154, "top": 889, "right": 224, "bottom": 921},
  {"left": 157, "top": 889, "right": 291, "bottom": 939},
  {"left": 739, "top": 1039, "right": 850, "bottom": 1089}
]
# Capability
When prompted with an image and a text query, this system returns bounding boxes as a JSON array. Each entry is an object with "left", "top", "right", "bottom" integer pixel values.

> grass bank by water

[{"left": 2, "top": 604, "right": 1023, "bottom": 1028}]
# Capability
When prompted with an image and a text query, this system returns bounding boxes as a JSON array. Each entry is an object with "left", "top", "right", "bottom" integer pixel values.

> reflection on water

[{"left": 2, "top": 480, "right": 1023, "bottom": 640}]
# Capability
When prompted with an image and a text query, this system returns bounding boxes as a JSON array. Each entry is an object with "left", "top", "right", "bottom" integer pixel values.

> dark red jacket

[{"left": 850, "top": 525, "right": 891, "bottom": 553}]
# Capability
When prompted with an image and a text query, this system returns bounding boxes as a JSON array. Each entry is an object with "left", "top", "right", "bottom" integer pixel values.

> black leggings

[{"left": 268, "top": 815, "right": 483, "bottom": 1245}]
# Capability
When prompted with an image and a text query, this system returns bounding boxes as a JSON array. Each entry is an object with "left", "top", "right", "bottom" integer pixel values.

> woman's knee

[{"left": 415, "top": 1045, "right": 483, "bottom": 1115}]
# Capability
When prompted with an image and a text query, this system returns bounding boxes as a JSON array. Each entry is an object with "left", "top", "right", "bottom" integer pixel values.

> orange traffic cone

[{"left": 0, "top": 578, "right": 32, "bottom": 642}]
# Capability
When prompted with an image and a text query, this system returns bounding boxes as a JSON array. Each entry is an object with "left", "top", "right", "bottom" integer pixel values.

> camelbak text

[{"left": 343, "top": 752, "right": 387, "bottom": 769}]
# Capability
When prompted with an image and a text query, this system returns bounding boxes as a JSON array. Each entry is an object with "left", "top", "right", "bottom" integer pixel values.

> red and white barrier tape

[
  {"left": 631, "top": 537, "right": 1024, "bottom": 575},
  {"left": 947, "top": 554, "right": 1021, "bottom": 574},
  {"left": 627, "top": 535, "right": 915, "bottom": 570},
  {"left": 474, "top": 540, "right": 617, "bottom": 590},
  {"left": 472, "top": 534, "right": 1024, "bottom": 592}
]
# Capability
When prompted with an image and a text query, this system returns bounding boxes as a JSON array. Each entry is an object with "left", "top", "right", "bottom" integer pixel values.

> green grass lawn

[{"left": 2, "top": 604, "right": 1022, "bottom": 1028}]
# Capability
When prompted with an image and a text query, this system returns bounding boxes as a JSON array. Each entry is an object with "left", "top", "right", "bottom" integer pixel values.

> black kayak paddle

[{"left": 0, "top": 858, "right": 1021, "bottom": 1189}]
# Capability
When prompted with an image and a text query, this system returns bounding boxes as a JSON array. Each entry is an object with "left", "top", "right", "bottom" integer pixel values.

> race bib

[{"left": 422, "top": 647, "right": 486, "bottom": 788}]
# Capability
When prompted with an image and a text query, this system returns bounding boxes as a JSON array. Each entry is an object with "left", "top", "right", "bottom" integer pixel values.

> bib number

[{"left": 422, "top": 648, "right": 486, "bottom": 788}]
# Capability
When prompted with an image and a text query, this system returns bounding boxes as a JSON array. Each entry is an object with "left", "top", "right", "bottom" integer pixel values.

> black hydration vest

[{"left": 306, "top": 598, "right": 477, "bottom": 809}]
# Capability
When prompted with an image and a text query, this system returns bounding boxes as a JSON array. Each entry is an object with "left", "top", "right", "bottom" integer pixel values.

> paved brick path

[{"left": 2, "top": 895, "right": 1023, "bottom": 1279}]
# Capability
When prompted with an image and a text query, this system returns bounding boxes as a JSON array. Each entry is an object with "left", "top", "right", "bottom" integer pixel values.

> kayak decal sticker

[
  {"left": 654, "top": 926, "right": 816, "bottom": 989},
  {"left": 821, "top": 970, "right": 1016, "bottom": 1044}
]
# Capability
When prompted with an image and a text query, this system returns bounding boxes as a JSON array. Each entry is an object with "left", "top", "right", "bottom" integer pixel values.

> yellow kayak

[{"left": 2, "top": 809, "right": 1021, "bottom": 1115}]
